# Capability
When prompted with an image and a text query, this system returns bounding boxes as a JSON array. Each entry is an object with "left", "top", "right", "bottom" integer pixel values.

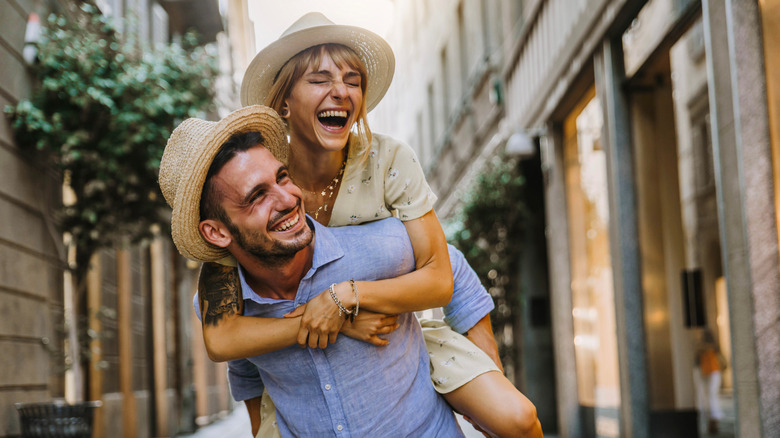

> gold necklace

[{"left": 304, "top": 156, "right": 347, "bottom": 220}]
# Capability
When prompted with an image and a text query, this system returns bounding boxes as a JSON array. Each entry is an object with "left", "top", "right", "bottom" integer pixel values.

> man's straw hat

[
  {"left": 240, "top": 12, "right": 395, "bottom": 112},
  {"left": 159, "top": 105, "right": 287, "bottom": 262}
]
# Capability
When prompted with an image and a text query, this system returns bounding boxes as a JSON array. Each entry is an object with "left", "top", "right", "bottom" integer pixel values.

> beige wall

[
  {"left": 0, "top": 0, "right": 66, "bottom": 435},
  {"left": 0, "top": 0, "right": 240, "bottom": 436}
]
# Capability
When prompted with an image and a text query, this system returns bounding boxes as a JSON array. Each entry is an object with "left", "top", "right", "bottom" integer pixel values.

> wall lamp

[
  {"left": 23, "top": 12, "right": 41, "bottom": 65},
  {"left": 505, "top": 128, "right": 546, "bottom": 159}
]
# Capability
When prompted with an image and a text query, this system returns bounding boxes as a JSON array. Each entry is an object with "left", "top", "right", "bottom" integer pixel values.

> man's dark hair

[{"left": 200, "top": 131, "right": 266, "bottom": 223}]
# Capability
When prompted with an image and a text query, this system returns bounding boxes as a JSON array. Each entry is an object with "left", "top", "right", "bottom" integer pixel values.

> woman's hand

[
  {"left": 284, "top": 282, "right": 351, "bottom": 348},
  {"left": 341, "top": 310, "right": 400, "bottom": 346}
]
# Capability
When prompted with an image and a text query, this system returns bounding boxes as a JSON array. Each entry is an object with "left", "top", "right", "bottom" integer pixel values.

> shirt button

[
  {"left": 325, "top": 384, "right": 332, "bottom": 390},
  {"left": 337, "top": 425, "right": 343, "bottom": 431}
]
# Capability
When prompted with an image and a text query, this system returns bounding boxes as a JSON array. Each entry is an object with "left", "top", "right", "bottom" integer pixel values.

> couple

[{"left": 159, "top": 12, "right": 542, "bottom": 438}]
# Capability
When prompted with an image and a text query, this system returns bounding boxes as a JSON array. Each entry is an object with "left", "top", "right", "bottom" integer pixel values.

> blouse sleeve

[{"left": 381, "top": 136, "right": 438, "bottom": 221}]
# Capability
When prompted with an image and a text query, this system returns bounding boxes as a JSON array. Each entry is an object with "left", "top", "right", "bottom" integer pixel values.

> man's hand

[
  {"left": 284, "top": 283, "right": 350, "bottom": 348},
  {"left": 341, "top": 310, "right": 400, "bottom": 346}
]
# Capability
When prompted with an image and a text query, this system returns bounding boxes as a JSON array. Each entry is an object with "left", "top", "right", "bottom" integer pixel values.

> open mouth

[
  {"left": 269, "top": 210, "right": 300, "bottom": 232},
  {"left": 317, "top": 110, "right": 349, "bottom": 129}
]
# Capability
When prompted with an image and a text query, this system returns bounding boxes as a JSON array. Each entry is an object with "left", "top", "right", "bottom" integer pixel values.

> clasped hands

[{"left": 284, "top": 281, "right": 399, "bottom": 349}]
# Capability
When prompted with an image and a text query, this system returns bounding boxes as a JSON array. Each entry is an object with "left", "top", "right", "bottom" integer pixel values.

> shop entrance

[{"left": 622, "top": 2, "right": 734, "bottom": 436}]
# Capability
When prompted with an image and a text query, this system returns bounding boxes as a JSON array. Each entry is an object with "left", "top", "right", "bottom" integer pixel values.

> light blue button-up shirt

[
  {"left": 196, "top": 217, "right": 492, "bottom": 437},
  {"left": 226, "top": 218, "right": 465, "bottom": 437}
]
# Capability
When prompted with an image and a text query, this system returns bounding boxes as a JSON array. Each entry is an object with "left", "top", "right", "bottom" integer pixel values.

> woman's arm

[
  {"left": 354, "top": 209, "right": 454, "bottom": 313},
  {"left": 295, "top": 210, "right": 454, "bottom": 348},
  {"left": 200, "top": 263, "right": 401, "bottom": 361}
]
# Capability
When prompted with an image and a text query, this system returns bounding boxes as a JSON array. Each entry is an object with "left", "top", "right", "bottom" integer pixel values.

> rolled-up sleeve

[
  {"left": 228, "top": 359, "right": 265, "bottom": 401},
  {"left": 442, "top": 244, "right": 495, "bottom": 333}
]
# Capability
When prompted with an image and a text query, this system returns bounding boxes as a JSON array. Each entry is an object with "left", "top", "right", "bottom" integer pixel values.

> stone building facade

[{"left": 375, "top": 0, "right": 780, "bottom": 437}]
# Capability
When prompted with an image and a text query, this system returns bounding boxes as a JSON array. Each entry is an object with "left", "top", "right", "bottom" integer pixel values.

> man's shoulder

[{"left": 322, "top": 218, "right": 413, "bottom": 266}]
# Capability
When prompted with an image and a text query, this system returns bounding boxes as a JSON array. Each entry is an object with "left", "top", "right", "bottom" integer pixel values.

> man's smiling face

[{"left": 212, "top": 146, "right": 312, "bottom": 263}]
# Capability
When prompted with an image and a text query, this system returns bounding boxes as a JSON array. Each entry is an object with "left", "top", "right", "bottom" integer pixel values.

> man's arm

[
  {"left": 198, "top": 263, "right": 301, "bottom": 361},
  {"left": 245, "top": 396, "right": 262, "bottom": 437}
]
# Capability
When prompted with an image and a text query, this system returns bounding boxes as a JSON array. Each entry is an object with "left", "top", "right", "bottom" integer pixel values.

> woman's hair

[{"left": 265, "top": 44, "right": 373, "bottom": 159}]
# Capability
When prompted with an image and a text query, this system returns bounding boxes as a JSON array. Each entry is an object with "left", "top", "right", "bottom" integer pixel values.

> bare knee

[{"left": 492, "top": 398, "right": 542, "bottom": 438}]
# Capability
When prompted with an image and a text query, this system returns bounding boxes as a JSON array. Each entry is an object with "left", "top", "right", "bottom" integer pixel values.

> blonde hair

[{"left": 265, "top": 44, "right": 373, "bottom": 159}]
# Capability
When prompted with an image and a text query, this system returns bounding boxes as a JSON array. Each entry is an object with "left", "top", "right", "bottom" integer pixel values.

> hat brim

[
  {"left": 240, "top": 24, "right": 395, "bottom": 112},
  {"left": 170, "top": 106, "right": 288, "bottom": 262}
]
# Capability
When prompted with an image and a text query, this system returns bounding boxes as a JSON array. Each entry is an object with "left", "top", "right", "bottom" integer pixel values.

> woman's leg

[{"left": 443, "top": 370, "right": 543, "bottom": 438}]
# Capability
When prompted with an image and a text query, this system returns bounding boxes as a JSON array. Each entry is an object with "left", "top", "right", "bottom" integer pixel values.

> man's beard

[{"left": 226, "top": 211, "right": 313, "bottom": 266}]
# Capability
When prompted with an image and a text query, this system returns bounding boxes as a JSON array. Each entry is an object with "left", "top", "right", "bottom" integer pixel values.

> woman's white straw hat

[
  {"left": 240, "top": 12, "right": 395, "bottom": 112},
  {"left": 158, "top": 105, "right": 288, "bottom": 262}
]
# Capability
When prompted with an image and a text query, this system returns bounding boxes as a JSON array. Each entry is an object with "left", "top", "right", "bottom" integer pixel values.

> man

[{"left": 159, "top": 105, "right": 478, "bottom": 436}]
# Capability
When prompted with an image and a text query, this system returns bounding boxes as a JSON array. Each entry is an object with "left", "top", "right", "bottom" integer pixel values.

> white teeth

[
  {"left": 274, "top": 213, "right": 299, "bottom": 231},
  {"left": 318, "top": 110, "right": 348, "bottom": 118}
]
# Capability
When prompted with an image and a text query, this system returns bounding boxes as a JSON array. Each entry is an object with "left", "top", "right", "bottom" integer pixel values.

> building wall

[
  {"left": 0, "top": 0, "right": 66, "bottom": 436},
  {"left": 374, "top": 0, "right": 559, "bottom": 432},
  {"left": 0, "top": 0, "right": 251, "bottom": 436},
  {"left": 382, "top": 0, "right": 779, "bottom": 436},
  {"left": 373, "top": 0, "right": 504, "bottom": 204}
]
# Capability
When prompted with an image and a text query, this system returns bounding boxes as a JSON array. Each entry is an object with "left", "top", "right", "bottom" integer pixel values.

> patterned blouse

[{"left": 329, "top": 133, "right": 437, "bottom": 227}]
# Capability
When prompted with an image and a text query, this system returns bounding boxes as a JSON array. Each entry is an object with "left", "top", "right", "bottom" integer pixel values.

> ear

[
  {"left": 199, "top": 219, "right": 233, "bottom": 249},
  {"left": 280, "top": 101, "right": 290, "bottom": 119}
]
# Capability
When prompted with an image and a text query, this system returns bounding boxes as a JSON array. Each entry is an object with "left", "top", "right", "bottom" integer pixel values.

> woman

[{"left": 203, "top": 12, "right": 542, "bottom": 438}]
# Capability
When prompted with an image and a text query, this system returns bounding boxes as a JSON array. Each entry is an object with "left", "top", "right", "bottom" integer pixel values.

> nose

[
  {"left": 272, "top": 184, "right": 300, "bottom": 211},
  {"left": 330, "top": 80, "right": 347, "bottom": 100}
]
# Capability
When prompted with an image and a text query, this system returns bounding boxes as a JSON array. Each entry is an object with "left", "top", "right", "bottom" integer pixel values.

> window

[
  {"left": 563, "top": 87, "right": 621, "bottom": 416},
  {"left": 427, "top": 83, "right": 437, "bottom": 149},
  {"left": 440, "top": 47, "right": 450, "bottom": 120},
  {"left": 458, "top": 2, "right": 468, "bottom": 86}
]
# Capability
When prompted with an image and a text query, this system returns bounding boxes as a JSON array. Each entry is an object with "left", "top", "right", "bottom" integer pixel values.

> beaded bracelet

[
  {"left": 349, "top": 279, "right": 359, "bottom": 323},
  {"left": 329, "top": 283, "right": 352, "bottom": 318}
]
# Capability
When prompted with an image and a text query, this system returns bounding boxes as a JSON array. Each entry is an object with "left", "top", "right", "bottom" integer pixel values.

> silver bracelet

[{"left": 329, "top": 283, "right": 352, "bottom": 318}]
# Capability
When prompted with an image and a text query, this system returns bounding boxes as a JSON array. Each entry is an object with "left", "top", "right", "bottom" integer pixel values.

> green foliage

[
  {"left": 447, "top": 153, "right": 527, "bottom": 361},
  {"left": 5, "top": 3, "right": 218, "bottom": 274}
]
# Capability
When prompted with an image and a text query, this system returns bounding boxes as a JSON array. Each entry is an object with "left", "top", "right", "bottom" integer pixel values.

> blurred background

[{"left": 1, "top": 0, "right": 778, "bottom": 437}]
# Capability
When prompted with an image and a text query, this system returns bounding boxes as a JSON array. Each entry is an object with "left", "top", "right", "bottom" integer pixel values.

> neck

[
  {"left": 288, "top": 140, "right": 347, "bottom": 193},
  {"left": 232, "top": 242, "right": 314, "bottom": 301}
]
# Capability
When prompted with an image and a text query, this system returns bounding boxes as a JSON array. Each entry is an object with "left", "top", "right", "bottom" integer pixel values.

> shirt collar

[{"left": 236, "top": 215, "right": 345, "bottom": 303}]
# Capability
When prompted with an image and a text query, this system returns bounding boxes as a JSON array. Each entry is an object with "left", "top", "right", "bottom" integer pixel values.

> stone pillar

[
  {"left": 702, "top": 0, "right": 780, "bottom": 436},
  {"left": 595, "top": 36, "right": 650, "bottom": 438},
  {"left": 543, "top": 124, "right": 582, "bottom": 438}
]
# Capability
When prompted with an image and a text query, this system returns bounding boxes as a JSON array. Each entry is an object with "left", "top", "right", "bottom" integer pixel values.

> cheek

[
  {"left": 350, "top": 90, "right": 364, "bottom": 110},
  {"left": 245, "top": 204, "right": 272, "bottom": 227}
]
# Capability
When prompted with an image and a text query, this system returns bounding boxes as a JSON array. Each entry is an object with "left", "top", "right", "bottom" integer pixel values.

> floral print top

[{"left": 329, "top": 133, "right": 437, "bottom": 227}]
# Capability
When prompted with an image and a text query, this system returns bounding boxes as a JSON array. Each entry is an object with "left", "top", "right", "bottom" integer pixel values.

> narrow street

[{"left": 178, "top": 407, "right": 493, "bottom": 438}]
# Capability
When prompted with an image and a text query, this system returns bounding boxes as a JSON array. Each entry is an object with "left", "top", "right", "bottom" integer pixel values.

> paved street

[
  {"left": 178, "top": 406, "right": 488, "bottom": 437},
  {"left": 178, "top": 393, "right": 735, "bottom": 438}
]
